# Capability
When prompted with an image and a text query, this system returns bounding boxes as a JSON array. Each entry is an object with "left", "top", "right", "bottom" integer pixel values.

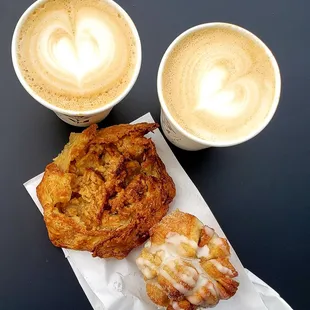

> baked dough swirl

[{"left": 136, "top": 210, "right": 239, "bottom": 309}]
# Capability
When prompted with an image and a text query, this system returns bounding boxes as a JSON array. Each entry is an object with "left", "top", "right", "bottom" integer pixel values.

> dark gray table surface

[{"left": 1, "top": 0, "right": 309, "bottom": 309}]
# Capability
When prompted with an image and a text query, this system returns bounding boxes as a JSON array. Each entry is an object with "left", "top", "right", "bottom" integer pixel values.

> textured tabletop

[{"left": 1, "top": 1, "right": 309, "bottom": 309}]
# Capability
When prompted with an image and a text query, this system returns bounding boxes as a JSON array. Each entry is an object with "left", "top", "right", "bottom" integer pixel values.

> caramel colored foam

[
  {"left": 17, "top": 0, "right": 138, "bottom": 111},
  {"left": 161, "top": 25, "right": 277, "bottom": 143}
]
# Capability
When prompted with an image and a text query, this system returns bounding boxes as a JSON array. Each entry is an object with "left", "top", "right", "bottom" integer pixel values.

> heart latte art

[
  {"left": 17, "top": 0, "right": 138, "bottom": 111},
  {"left": 161, "top": 26, "right": 278, "bottom": 143}
]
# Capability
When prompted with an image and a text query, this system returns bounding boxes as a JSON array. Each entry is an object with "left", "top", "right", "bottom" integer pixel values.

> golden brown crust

[
  {"left": 136, "top": 210, "right": 239, "bottom": 309},
  {"left": 37, "top": 123, "right": 176, "bottom": 259},
  {"left": 150, "top": 210, "right": 203, "bottom": 245}
]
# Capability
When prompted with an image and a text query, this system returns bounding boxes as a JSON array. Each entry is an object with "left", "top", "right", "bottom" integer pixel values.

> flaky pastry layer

[
  {"left": 136, "top": 210, "right": 239, "bottom": 309},
  {"left": 37, "top": 123, "right": 176, "bottom": 259}
]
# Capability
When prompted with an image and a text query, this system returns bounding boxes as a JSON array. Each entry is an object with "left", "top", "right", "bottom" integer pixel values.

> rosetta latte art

[
  {"left": 17, "top": 0, "right": 137, "bottom": 111},
  {"left": 162, "top": 26, "right": 277, "bottom": 143}
]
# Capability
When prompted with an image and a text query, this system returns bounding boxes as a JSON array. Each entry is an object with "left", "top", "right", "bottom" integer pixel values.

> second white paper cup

[{"left": 157, "top": 22, "right": 281, "bottom": 151}]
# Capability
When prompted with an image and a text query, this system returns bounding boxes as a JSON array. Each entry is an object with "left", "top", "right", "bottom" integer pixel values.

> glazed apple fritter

[{"left": 37, "top": 123, "right": 176, "bottom": 259}]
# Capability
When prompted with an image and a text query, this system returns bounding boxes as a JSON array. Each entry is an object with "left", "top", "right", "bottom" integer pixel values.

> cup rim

[
  {"left": 11, "top": 0, "right": 142, "bottom": 117},
  {"left": 157, "top": 22, "right": 281, "bottom": 147}
]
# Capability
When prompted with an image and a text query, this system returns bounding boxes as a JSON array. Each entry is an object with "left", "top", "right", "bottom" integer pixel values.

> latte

[
  {"left": 161, "top": 24, "right": 278, "bottom": 143},
  {"left": 16, "top": 0, "right": 138, "bottom": 111}
]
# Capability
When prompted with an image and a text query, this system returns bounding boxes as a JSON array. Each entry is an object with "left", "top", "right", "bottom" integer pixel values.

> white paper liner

[{"left": 24, "top": 113, "right": 292, "bottom": 310}]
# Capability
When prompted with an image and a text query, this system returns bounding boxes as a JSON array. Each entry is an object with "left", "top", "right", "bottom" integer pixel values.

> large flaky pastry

[
  {"left": 136, "top": 211, "right": 239, "bottom": 309},
  {"left": 37, "top": 123, "right": 175, "bottom": 259}
]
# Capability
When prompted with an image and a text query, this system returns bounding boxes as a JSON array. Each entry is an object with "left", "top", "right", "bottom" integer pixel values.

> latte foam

[
  {"left": 17, "top": 0, "right": 138, "bottom": 111},
  {"left": 161, "top": 25, "right": 278, "bottom": 143}
]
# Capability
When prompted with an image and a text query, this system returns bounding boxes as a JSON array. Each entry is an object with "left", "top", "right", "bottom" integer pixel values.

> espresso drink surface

[
  {"left": 161, "top": 26, "right": 277, "bottom": 143},
  {"left": 17, "top": 0, "right": 137, "bottom": 111}
]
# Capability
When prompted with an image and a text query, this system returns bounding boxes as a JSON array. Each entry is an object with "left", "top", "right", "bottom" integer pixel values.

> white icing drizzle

[
  {"left": 210, "top": 237, "right": 230, "bottom": 256},
  {"left": 172, "top": 301, "right": 182, "bottom": 310},
  {"left": 197, "top": 245, "right": 210, "bottom": 258},
  {"left": 159, "top": 269, "right": 189, "bottom": 294},
  {"left": 165, "top": 232, "right": 198, "bottom": 257},
  {"left": 148, "top": 233, "right": 198, "bottom": 260},
  {"left": 186, "top": 276, "right": 218, "bottom": 305},
  {"left": 206, "top": 280, "right": 218, "bottom": 296},
  {"left": 187, "top": 295, "right": 201, "bottom": 305},
  {"left": 136, "top": 257, "right": 156, "bottom": 269},
  {"left": 166, "top": 259, "right": 177, "bottom": 269},
  {"left": 166, "top": 232, "right": 198, "bottom": 249},
  {"left": 190, "top": 260, "right": 219, "bottom": 297},
  {"left": 137, "top": 232, "right": 236, "bottom": 307},
  {"left": 187, "top": 276, "right": 209, "bottom": 305},
  {"left": 212, "top": 260, "right": 233, "bottom": 276},
  {"left": 143, "top": 268, "right": 153, "bottom": 280},
  {"left": 160, "top": 258, "right": 198, "bottom": 292},
  {"left": 203, "top": 226, "right": 215, "bottom": 238},
  {"left": 179, "top": 266, "right": 198, "bottom": 287},
  {"left": 136, "top": 257, "right": 156, "bottom": 279},
  {"left": 212, "top": 237, "right": 223, "bottom": 246}
]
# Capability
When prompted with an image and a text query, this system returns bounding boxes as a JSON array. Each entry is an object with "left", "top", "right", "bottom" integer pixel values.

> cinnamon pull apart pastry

[
  {"left": 136, "top": 210, "right": 239, "bottom": 309},
  {"left": 37, "top": 123, "right": 176, "bottom": 259}
]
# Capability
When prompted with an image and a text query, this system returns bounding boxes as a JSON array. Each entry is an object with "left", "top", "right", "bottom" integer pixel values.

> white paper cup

[
  {"left": 11, "top": 0, "right": 142, "bottom": 127},
  {"left": 157, "top": 22, "right": 281, "bottom": 151}
]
